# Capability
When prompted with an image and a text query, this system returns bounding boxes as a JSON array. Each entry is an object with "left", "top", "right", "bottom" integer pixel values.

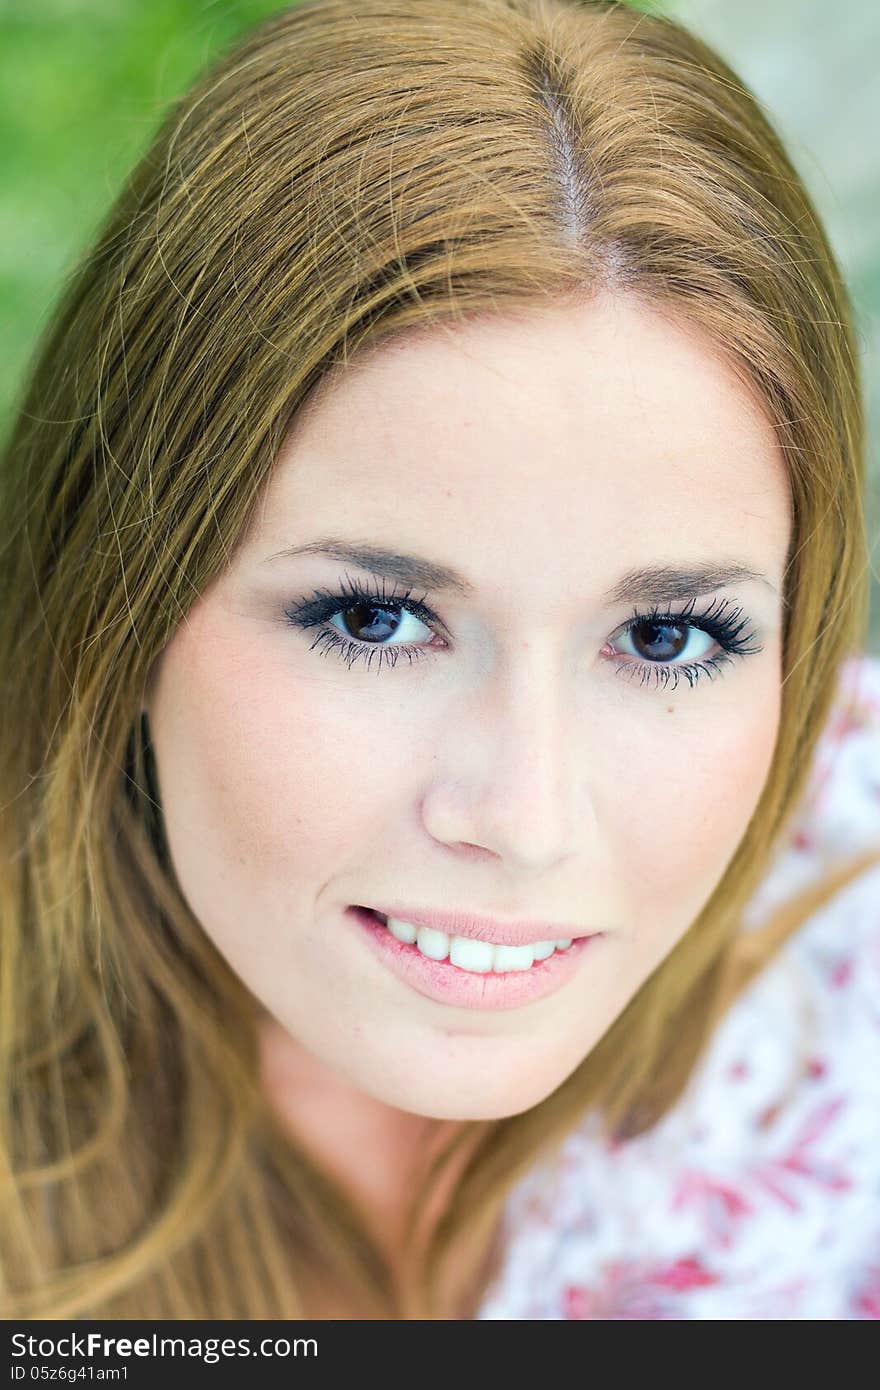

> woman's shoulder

[{"left": 477, "top": 651, "right": 880, "bottom": 1320}]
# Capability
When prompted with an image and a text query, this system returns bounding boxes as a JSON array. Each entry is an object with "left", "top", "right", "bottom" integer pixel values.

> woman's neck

[{"left": 256, "top": 1016, "right": 503, "bottom": 1316}]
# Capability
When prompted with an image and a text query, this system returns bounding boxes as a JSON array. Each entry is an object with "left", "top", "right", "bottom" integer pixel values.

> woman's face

[{"left": 145, "top": 292, "right": 791, "bottom": 1121}]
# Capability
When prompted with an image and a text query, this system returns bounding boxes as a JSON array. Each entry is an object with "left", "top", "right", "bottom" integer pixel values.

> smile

[
  {"left": 348, "top": 906, "right": 603, "bottom": 1012},
  {"left": 376, "top": 910, "right": 573, "bottom": 974}
]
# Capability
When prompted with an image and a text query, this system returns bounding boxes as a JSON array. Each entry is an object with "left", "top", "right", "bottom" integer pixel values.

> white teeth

[
  {"left": 384, "top": 917, "right": 567, "bottom": 974},
  {"left": 492, "top": 943, "right": 538, "bottom": 972},
  {"left": 414, "top": 926, "right": 449, "bottom": 961},
  {"left": 532, "top": 940, "right": 556, "bottom": 961},
  {"left": 449, "top": 936, "right": 495, "bottom": 973},
  {"left": 386, "top": 917, "right": 417, "bottom": 945},
  {"left": 555, "top": 938, "right": 573, "bottom": 949}
]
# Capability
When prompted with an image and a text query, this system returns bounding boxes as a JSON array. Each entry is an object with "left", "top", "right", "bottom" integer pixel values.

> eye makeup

[{"left": 282, "top": 574, "right": 764, "bottom": 692}]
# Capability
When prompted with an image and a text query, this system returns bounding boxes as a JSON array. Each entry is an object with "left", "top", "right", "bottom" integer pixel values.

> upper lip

[{"left": 359, "top": 903, "right": 599, "bottom": 947}]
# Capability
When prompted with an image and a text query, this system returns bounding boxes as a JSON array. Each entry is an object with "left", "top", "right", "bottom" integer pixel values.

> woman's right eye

[{"left": 283, "top": 581, "right": 441, "bottom": 672}]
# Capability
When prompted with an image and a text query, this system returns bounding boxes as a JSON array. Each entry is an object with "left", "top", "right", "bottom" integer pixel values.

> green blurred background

[{"left": 2, "top": 0, "right": 878, "bottom": 653}]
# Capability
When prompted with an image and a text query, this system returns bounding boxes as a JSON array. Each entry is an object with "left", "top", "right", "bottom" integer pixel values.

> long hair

[{"left": 2, "top": 0, "right": 878, "bottom": 1320}]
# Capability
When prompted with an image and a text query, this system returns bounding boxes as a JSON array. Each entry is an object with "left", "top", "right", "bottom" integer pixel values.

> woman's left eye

[{"left": 282, "top": 580, "right": 763, "bottom": 691}]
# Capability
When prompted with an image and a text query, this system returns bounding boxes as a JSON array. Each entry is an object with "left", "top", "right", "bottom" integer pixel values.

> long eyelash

[
  {"left": 283, "top": 574, "right": 437, "bottom": 674},
  {"left": 282, "top": 579, "right": 764, "bottom": 687},
  {"left": 612, "top": 594, "right": 764, "bottom": 692}
]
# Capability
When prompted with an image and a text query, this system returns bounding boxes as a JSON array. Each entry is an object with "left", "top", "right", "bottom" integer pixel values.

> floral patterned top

[{"left": 476, "top": 651, "right": 880, "bottom": 1320}]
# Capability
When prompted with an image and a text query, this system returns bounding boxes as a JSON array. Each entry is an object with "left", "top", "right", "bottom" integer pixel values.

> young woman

[{"left": 2, "top": 0, "right": 878, "bottom": 1320}]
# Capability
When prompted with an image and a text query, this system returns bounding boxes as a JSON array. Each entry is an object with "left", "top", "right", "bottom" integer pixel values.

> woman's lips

[
  {"left": 355, "top": 901, "right": 591, "bottom": 946},
  {"left": 346, "top": 905, "right": 603, "bottom": 1011}
]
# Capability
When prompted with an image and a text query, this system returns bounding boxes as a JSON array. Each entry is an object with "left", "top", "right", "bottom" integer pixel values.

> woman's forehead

[{"left": 238, "top": 295, "right": 791, "bottom": 588}]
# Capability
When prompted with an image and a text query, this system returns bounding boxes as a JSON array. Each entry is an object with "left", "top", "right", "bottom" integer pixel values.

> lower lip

[{"left": 346, "top": 906, "right": 604, "bottom": 1011}]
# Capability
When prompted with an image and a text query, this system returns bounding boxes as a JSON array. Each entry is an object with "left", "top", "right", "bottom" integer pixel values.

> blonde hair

[{"left": 1, "top": 0, "right": 878, "bottom": 1320}]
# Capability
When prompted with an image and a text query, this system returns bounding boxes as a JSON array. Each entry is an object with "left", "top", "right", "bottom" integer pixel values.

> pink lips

[
  {"left": 347, "top": 906, "right": 603, "bottom": 1011},
  {"left": 359, "top": 902, "right": 593, "bottom": 947}
]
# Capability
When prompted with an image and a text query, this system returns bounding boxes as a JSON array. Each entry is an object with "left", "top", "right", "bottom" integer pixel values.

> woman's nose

[{"left": 419, "top": 649, "right": 590, "bottom": 872}]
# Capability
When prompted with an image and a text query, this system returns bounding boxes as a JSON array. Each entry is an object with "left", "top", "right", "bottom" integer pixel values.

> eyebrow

[{"left": 262, "top": 537, "right": 778, "bottom": 604}]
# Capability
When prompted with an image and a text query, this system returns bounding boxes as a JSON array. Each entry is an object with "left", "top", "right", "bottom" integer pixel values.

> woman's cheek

[
  {"left": 169, "top": 629, "right": 425, "bottom": 887},
  {"left": 615, "top": 691, "right": 781, "bottom": 945}
]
